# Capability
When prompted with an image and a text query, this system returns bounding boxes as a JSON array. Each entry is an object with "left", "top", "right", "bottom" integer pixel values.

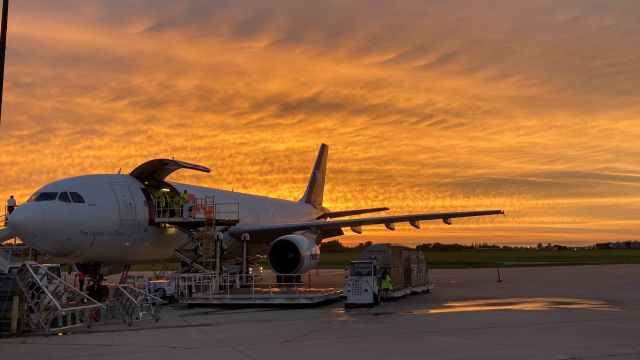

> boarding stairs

[
  {"left": 14, "top": 263, "right": 103, "bottom": 336},
  {"left": 0, "top": 274, "right": 26, "bottom": 336},
  {"left": 1, "top": 207, "right": 36, "bottom": 273},
  {"left": 0, "top": 244, "right": 38, "bottom": 273},
  {"left": 112, "top": 284, "right": 166, "bottom": 326},
  {"left": 0, "top": 205, "right": 21, "bottom": 260},
  {"left": 1, "top": 205, "right": 10, "bottom": 227}
]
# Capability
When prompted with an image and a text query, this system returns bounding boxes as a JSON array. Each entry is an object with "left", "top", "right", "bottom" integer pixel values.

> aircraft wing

[{"left": 228, "top": 209, "right": 504, "bottom": 242}]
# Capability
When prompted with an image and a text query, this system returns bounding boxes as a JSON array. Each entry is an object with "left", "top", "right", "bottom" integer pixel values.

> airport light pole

[{"left": 0, "top": 0, "right": 8, "bottom": 125}]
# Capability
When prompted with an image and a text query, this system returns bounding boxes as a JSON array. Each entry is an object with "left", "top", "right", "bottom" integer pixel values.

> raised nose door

[{"left": 111, "top": 184, "right": 137, "bottom": 221}]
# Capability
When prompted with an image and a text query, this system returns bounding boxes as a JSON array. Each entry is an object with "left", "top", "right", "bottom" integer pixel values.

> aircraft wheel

[{"left": 91, "top": 308, "right": 102, "bottom": 322}]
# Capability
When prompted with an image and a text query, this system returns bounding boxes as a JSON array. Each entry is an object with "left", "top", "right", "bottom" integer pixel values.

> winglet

[{"left": 300, "top": 143, "right": 329, "bottom": 207}]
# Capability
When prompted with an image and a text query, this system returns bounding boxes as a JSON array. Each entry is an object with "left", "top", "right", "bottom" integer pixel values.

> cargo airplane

[{"left": 1, "top": 144, "right": 503, "bottom": 278}]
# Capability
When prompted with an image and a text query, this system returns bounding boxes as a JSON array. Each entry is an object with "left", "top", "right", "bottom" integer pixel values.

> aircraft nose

[{"left": 7, "top": 203, "right": 44, "bottom": 245}]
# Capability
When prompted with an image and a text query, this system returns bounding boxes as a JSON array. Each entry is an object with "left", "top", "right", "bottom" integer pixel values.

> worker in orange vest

[{"left": 76, "top": 271, "right": 86, "bottom": 292}]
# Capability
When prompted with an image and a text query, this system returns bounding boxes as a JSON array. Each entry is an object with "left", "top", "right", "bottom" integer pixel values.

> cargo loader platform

[{"left": 177, "top": 273, "right": 341, "bottom": 306}]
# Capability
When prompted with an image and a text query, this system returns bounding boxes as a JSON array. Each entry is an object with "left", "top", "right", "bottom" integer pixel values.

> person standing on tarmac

[
  {"left": 6, "top": 195, "right": 16, "bottom": 215},
  {"left": 76, "top": 271, "right": 86, "bottom": 292},
  {"left": 380, "top": 269, "right": 392, "bottom": 302}
]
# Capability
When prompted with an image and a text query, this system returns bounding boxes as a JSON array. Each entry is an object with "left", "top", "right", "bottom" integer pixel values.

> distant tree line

[
  {"left": 320, "top": 240, "right": 374, "bottom": 253},
  {"left": 416, "top": 242, "right": 501, "bottom": 251},
  {"left": 319, "top": 239, "right": 504, "bottom": 252},
  {"left": 320, "top": 239, "right": 640, "bottom": 252},
  {"left": 536, "top": 243, "right": 568, "bottom": 250}
]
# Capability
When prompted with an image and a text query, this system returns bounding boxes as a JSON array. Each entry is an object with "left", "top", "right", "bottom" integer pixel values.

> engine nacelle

[{"left": 267, "top": 234, "right": 320, "bottom": 274}]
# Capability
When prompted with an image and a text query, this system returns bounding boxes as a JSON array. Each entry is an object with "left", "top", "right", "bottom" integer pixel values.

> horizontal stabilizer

[{"left": 318, "top": 207, "right": 390, "bottom": 219}]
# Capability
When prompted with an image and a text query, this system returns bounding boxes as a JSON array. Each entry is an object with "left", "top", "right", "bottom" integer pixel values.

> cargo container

[
  {"left": 355, "top": 244, "right": 432, "bottom": 297},
  {"left": 356, "top": 244, "right": 404, "bottom": 292},
  {"left": 405, "top": 250, "right": 429, "bottom": 293}
]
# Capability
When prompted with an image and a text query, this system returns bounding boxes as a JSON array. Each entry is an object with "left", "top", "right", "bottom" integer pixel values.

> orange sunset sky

[{"left": 1, "top": 1, "right": 639, "bottom": 246}]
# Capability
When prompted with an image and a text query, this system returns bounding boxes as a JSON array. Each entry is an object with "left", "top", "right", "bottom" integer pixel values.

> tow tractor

[
  {"left": 344, "top": 261, "right": 379, "bottom": 308},
  {"left": 147, "top": 278, "right": 177, "bottom": 299}
]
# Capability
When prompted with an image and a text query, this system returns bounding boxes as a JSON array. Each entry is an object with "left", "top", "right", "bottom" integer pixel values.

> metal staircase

[
  {"left": 174, "top": 247, "right": 208, "bottom": 273},
  {"left": 1, "top": 205, "right": 8, "bottom": 227},
  {"left": 154, "top": 196, "right": 239, "bottom": 273},
  {"left": 1, "top": 206, "right": 18, "bottom": 250},
  {"left": 112, "top": 284, "right": 166, "bottom": 326},
  {"left": 15, "top": 263, "right": 103, "bottom": 336},
  {"left": 0, "top": 245, "right": 38, "bottom": 273},
  {"left": 1, "top": 274, "right": 26, "bottom": 336}
]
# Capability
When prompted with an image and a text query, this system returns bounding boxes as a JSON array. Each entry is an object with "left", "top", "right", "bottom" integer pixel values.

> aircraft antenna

[{"left": 0, "top": 0, "right": 8, "bottom": 126}]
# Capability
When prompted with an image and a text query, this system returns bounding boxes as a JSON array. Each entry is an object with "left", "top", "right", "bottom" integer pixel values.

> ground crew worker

[
  {"left": 166, "top": 194, "right": 175, "bottom": 217},
  {"left": 380, "top": 269, "right": 392, "bottom": 302},
  {"left": 76, "top": 271, "right": 86, "bottom": 292},
  {"left": 179, "top": 189, "right": 188, "bottom": 218},
  {"left": 6, "top": 195, "right": 16, "bottom": 215},
  {"left": 157, "top": 192, "right": 167, "bottom": 217}
]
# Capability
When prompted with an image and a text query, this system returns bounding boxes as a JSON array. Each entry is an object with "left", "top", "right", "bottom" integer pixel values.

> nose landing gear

[{"left": 76, "top": 263, "right": 110, "bottom": 302}]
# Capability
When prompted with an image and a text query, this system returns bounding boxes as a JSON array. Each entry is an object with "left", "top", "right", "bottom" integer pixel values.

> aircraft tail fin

[{"left": 300, "top": 143, "right": 328, "bottom": 207}]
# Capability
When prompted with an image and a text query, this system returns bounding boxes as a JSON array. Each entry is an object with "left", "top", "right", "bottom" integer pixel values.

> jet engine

[{"left": 267, "top": 234, "right": 320, "bottom": 274}]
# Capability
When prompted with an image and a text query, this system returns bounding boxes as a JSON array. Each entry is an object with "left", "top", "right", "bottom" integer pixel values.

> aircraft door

[{"left": 111, "top": 184, "right": 137, "bottom": 221}]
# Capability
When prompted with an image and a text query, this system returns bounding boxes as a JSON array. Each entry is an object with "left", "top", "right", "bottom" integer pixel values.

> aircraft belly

[
  {"left": 76, "top": 225, "right": 187, "bottom": 263},
  {"left": 222, "top": 237, "right": 268, "bottom": 259}
]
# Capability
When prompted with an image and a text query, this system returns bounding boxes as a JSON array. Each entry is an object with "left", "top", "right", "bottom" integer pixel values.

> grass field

[
  {"left": 309, "top": 250, "right": 640, "bottom": 269},
  {"left": 127, "top": 249, "right": 640, "bottom": 272}
]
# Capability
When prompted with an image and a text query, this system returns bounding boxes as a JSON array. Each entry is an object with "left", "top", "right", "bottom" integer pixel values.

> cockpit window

[
  {"left": 34, "top": 192, "right": 58, "bottom": 202},
  {"left": 58, "top": 192, "right": 71, "bottom": 203},
  {"left": 27, "top": 192, "right": 38, "bottom": 202},
  {"left": 69, "top": 192, "right": 85, "bottom": 204}
]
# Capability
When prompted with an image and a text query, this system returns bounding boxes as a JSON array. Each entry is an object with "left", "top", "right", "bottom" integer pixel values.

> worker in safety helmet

[
  {"left": 380, "top": 269, "right": 392, "bottom": 302},
  {"left": 156, "top": 192, "right": 167, "bottom": 217}
]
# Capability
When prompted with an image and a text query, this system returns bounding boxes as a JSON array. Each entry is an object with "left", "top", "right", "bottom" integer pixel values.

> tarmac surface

[{"left": 3, "top": 264, "right": 640, "bottom": 359}]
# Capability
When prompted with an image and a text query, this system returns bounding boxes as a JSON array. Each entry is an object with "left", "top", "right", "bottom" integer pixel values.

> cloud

[{"left": 0, "top": 0, "right": 639, "bottom": 245}]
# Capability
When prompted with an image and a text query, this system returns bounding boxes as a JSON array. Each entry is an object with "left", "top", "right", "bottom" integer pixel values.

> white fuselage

[{"left": 8, "top": 174, "right": 322, "bottom": 264}]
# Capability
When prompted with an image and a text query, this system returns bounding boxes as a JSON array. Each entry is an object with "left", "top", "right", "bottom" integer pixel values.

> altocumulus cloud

[{"left": 0, "top": 0, "right": 639, "bottom": 245}]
